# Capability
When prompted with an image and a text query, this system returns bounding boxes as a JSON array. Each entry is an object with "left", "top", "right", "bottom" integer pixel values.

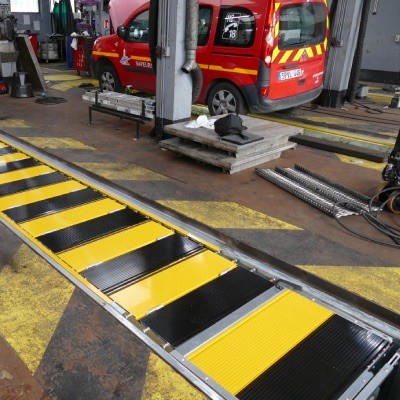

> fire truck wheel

[
  {"left": 207, "top": 82, "right": 248, "bottom": 116},
  {"left": 99, "top": 64, "right": 123, "bottom": 93}
]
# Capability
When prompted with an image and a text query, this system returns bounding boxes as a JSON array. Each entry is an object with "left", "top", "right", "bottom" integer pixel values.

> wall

[
  {"left": 360, "top": 0, "right": 400, "bottom": 84},
  {"left": 13, "top": 0, "right": 52, "bottom": 42}
]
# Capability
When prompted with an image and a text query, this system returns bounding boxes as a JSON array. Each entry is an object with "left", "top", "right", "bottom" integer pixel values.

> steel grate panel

[
  {"left": 81, "top": 233, "right": 202, "bottom": 293},
  {"left": 0, "top": 158, "right": 42, "bottom": 174},
  {"left": 238, "top": 315, "right": 388, "bottom": 400},
  {"left": 0, "top": 171, "right": 69, "bottom": 197},
  {"left": 4, "top": 188, "right": 104, "bottom": 223},
  {"left": 37, "top": 208, "right": 147, "bottom": 252},
  {"left": 141, "top": 267, "right": 274, "bottom": 347}
]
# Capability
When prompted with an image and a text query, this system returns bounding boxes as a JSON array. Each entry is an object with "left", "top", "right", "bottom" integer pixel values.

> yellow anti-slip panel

[
  {"left": 0, "top": 152, "right": 29, "bottom": 164},
  {"left": 111, "top": 250, "right": 236, "bottom": 319},
  {"left": 0, "top": 180, "right": 86, "bottom": 211},
  {"left": 0, "top": 165, "right": 55, "bottom": 185},
  {"left": 187, "top": 290, "right": 333, "bottom": 395},
  {"left": 58, "top": 221, "right": 173, "bottom": 272},
  {"left": 20, "top": 198, "right": 125, "bottom": 237}
]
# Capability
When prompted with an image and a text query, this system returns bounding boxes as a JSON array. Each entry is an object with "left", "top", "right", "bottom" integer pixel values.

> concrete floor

[{"left": 0, "top": 63, "right": 399, "bottom": 399}]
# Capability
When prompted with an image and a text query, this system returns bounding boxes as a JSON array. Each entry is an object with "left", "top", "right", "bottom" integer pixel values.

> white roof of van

[{"left": 109, "top": 0, "right": 147, "bottom": 29}]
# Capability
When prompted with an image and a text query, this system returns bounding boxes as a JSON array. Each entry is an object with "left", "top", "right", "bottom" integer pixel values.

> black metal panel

[
  {"left": 0, "top": 147, "right": 17, "bottom": 155},
  {"left": 81, "top": 233, "right": 202, "bottom": 293},
  {"left": 37, "top": 208, "right": 147, "bottom": 253},
  {"left": 141, "top": 267, "right": 274, "bottom": 347},
  {"left": 4, "top": 188, "right": 104, "bottom": 223},
  {"left": 0, "top": 158, "right": 41, "bottom": 174},
  {"left": 238, "top": 315, "right": 388, "bottom": 400},
  {"left": 0, "top": 172, "right": 69, "bottom": 197}
]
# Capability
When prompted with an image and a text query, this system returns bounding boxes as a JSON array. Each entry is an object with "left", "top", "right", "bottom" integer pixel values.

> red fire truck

[{"left": 92, "top": 0, "right": 329, "bottom": 115}]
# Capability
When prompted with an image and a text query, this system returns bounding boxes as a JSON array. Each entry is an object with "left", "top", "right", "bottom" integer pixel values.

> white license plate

[{"left": 278, "top": 68, "right": 303, "bottom": 81}]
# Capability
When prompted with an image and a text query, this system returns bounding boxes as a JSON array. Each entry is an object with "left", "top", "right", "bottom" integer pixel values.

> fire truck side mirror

[{"left": 117, "top": 26, "right": 126, "bottom": 39}]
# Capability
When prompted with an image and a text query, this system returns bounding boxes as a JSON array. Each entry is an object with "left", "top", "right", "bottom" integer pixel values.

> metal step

[{"left": 256, "top": 165, "right": 379, "bottom": 217}]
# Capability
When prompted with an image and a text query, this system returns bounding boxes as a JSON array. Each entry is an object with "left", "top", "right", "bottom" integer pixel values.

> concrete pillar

[
  {"left": 319, "top": 0, "right": 364, "bottom": 107},
  {"left": 155, "top": 0, "right": 192, "bottom": 140}
]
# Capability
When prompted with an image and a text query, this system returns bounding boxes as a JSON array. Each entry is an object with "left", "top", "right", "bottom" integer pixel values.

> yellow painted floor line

[
  {"left": 0, "top": 244, "right": 74, "bottom": 374},
  {"left": 298, "top": 265, "right": 400, "bottom": 315},
  {"left": 0, "top": 119, "right": 31, "bottom": 128},
  {"left": 337, "top": 154, "right": 385, "bottom": 171},
  {"left": 50, "top": 79, "right": 99, "bottom": 92},
  {"left": 21, "top": 137, "right": 96, "bottom": 150},
  {"left": 78, "top": 162, "right": 170, "bottom": 181},
  {"left": 187, "top": 290, "right": 333, "bottom": 395},
  {"left": 0, "top": 165, "right": 55, "bottom": 185},
  {"left": 58, "top": 221, "right": 173, "bottom": 272},
  {"left": 0, "top": 180, "right": 85, "bottom": 211},
  {"left": 20, "top": 198, "right": 126, "bottom": 237},
  {"left": 253, "top": 114, "right": 394, "bottom": 149},
  {"left": 159, "top": 200, "right": 301, "bottom": 230},
  {"left": 141, "top": 352, "right": 206, "bottom": 400},
  {"left": 111, "top": 250, "right": 236, "bottom": 319}
]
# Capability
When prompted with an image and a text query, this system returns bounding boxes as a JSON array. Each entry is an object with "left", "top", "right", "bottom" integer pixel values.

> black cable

[{"left": 332, "top": 189, "right": 400, "bottom": 248}]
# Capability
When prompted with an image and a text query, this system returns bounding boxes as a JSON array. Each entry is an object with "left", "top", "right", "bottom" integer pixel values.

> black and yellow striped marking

[{"left": 0, "top": 134, "right": 391, "bottom": 399}]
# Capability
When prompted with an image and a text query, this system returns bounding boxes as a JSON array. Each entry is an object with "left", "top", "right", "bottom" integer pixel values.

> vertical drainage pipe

[{"left": 181, "top": 0, "right": 203, "bottom": 103}]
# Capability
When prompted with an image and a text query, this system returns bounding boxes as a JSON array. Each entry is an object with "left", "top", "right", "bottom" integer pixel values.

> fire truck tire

[
  {"left": 207, "top": 82, "right": 248, "bottom": 116},
  {"left": 98, "top": 64, "right": 123, "bottom": 93}
]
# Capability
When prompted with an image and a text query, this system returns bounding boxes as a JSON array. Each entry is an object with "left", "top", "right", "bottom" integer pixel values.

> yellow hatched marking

[
  {"left": 0, "top": 152, "right": 29, "bottom": 164},
  {"left": 20, "top": 198, "right": 125, "bottom": 237},
  {"left": 274, "top": 23, "right": 279, "bottom": 38},
  {"left": 21, "top": 137, "right": 96, "bottom": 150},
  {"left": 0, "top": 165, "right": 54, "bottom": 185},
  {"left": 293, "top": 49, "right": 303, "bottom": 61},
  {"left": 271, "top": 47, "right": 280, "bottom": 62},
  {"left": 306, "top": 47, "right": 314, "bottom": 58},
  {"left": 275, "top": 3, "right": 280, "bottom": 11},
  {"left": 0, "top": 142, "right": 8, "bottom": 148},
  {"left": 111, "top": 250, "right": 236, "bottom": 319},
  {"left": 187, "top": 290, "right": 333, "bottom": 395},
  {"left": 279, "top": 50, "right": 292, "bottom": 63},
  {"left": 59, "top": 221, "right": 173, "bottom": 272},
  {"left": 315, "top": 44, "right": 322, "bottom": 55},
  {"left": 0, "top": 180, "right": 85, "bottom": 211}
]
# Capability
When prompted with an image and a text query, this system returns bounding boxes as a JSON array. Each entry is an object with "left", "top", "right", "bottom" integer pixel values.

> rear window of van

[
  {"left": 214, "top": 7, "right": 255, "bottom": 48},
  {"left": 278, "top": 4, "right": 326, "bottom": 49}
]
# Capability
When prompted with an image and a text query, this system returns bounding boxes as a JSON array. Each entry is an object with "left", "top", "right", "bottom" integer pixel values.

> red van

[{"left": 92, "top": 0, "right": 329, "bottom": 115}]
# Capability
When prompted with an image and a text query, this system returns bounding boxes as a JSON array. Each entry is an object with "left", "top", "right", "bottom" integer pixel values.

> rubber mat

[
  {"left": 37, "top": 207, "right": 147, "bottom": 252},
  {"left": 237, "top": 315, "right": 388, "bottom": 400},
  {"left": 0, "top": 158, "right": 41, "bottom": 174},
  {"left": 0, "top": 146, "right": 16, "bottom": 155},
  {"left": 187, "top": 290, "right": 333, "bottom": 395},
  {"left": 3, "top": 188, "right": 104, "bottom": 223},
  {"left": 111, "top": 250, "right": 237, "bottom": 319},
  {"left": 141, "top": 267, "right": 275, "bottom": 347},
  {"left": 81, "top": 233, "right": 202, "bottom": 293},
  {"left": 0, "top": 171, "right": 69, "bottom": 197}
]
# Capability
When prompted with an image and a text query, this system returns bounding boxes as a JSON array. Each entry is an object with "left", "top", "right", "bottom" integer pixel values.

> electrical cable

[{"left": 332, "top": 186, "right": 400, "bottom": 248}]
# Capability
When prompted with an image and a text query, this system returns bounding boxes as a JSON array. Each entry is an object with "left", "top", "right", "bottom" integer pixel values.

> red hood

[{"left": 109, "top": 0, "right": 147, "bottom": 29}]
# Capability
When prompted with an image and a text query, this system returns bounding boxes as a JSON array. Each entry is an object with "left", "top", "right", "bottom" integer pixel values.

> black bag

[{"left": 214, "top": 114, "right": 247, "bottom": 138}]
